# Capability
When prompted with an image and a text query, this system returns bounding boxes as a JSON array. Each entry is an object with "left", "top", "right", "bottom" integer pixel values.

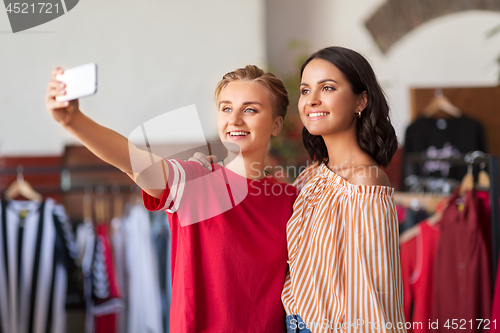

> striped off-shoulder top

[{"left": 282, "top": 162, "right": 406, "bottom": 332}]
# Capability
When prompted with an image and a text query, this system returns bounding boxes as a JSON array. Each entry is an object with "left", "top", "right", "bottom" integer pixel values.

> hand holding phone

[{"left": 55, "top": 63, "right": 97, "bottom": 102}]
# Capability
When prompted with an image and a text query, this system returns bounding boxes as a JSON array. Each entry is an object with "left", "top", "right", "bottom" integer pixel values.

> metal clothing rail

[
  {"left": 403, "top": 153, "right": 500, "bottom": 285},
  {"left": 0, "top": 164, "right": 140, "bottom": 193}
]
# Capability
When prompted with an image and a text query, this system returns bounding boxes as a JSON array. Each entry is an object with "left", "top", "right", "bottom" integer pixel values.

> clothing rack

[
  {"left": 0, "top": 164, "right": 140, "bottom": 194},
  {"left": 403, "top": 153, "right": 500, "bottom": 284}
]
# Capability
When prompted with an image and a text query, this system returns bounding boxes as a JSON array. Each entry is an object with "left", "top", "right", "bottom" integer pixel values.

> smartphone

[{"left": 55, "top": 63, "right": 97, "bottom": 102}]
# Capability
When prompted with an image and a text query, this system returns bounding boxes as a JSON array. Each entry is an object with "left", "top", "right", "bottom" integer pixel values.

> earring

[{"left": 357, "top": 111, "right": 362, "bottom": 118}]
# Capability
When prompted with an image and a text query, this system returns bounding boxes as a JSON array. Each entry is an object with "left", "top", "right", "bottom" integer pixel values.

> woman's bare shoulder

[{"left": 345, "top": 165, "right": 391, "bottom": 187}]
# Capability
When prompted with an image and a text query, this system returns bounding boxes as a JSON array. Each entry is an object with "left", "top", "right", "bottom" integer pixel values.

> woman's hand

[
  {"left": 188, "top": 152, "right": 218, "bottom": 171},
  {"left": 45, "top": 67, "right": 80, "bottom": 127}
]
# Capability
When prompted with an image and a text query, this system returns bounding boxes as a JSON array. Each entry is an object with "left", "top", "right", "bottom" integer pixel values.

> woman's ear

[
  {"left": 271, "top": 116, "right": 284, "bottom": 137},
  {"left": 358, "top": 91, "right": 368, "bottom": 112}
]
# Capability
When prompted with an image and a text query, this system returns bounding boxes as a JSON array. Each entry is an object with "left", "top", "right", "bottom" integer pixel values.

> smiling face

[
  {"left": 299, "top": 58, "right": 367, "bottom": 138},
  {"left": 217, "top": 81, "right": 283, "bottom": 155}
]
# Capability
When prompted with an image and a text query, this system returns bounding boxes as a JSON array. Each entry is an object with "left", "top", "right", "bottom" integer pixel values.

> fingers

[
  {"left": 188, "top": 157, "right": 202, "bottom": 165},
  {"left": 193, "top": 153, "right": 218, "bottom": 165},
  {"left": 194, "top": 152, "right": 219, "bottom": 171},
  {"left": 207, "top": 155, "right": 217, "bottom": 164},
  {"left": 47, "top": 79, "right": 65, "bottom": 90},
  {"left": 188, "top": 156, "right": 212, "bottom": 171},
  {"left": 47, "top": 80, "right": 66, "bottom": 97},
  {"left": 48, "top": 68, "right": 65, "bottom": 100},
  {"left": 50, "top": 100, "right": 70, "bottom": 109},
  {"left": 52, "top": 67, "right": 64, "bottom": 79}
]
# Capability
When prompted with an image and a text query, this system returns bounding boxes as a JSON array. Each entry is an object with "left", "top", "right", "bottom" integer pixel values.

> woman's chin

[
  {"left": 305, "top": 127, "right": 327, "bottom": 136},
  {"left": 221, "top": 141, "right": 242, "bottom": 154}
]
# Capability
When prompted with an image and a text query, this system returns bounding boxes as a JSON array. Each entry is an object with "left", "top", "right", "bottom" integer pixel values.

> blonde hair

[{"left": 214, "top": 65, "right": 289, "bottom": 120}]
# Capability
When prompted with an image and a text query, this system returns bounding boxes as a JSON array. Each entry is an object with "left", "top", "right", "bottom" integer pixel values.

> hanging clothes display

[
  {"left": 432, "top": 188, "right": 492, "bottom": 332},
  {"left": 404, "top": 115, "right": 487, "bottom": 180},
  {"left": 0, "top": 198, "right": 78, "bottom": 333},
  {"left": 79, "top": 202, "right": 171, "bottom": 333}
]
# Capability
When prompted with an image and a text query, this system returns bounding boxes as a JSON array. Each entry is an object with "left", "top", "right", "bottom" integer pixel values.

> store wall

[
  {"left": 265, "top": 0, "right": 500, "bottom": 144},
  {"left": 0, "top": 0, "right": 266, "bottom": 155}
]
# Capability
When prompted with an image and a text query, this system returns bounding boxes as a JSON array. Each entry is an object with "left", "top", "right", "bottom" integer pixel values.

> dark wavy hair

[{"left": 301, "top": 46, "right": 398, "bottom": 168}]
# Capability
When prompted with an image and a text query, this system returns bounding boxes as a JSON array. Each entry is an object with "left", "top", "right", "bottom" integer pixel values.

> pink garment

[{"left": 400, "top": 220, "right": 440, "bottom": 332}]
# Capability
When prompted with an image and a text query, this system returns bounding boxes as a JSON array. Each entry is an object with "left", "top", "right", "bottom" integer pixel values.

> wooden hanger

[
  {"left": 112, "top": 186, "right": 124, "bottom": 219},
  {"left": 393, "top": 191, "right": 447, "bottom": 215},
  {"left": 478, "top": 161, "right": 490, "bottom": 189},
  {"left": 4, "top": 166, "right": 42, "bottom": 203},
  {"left": 130, "top": 184, "right": 142, "bottom": 206},
  {"left": 458, "top": 151, "right": 488, "bottom": 196},
  {"left": 422, "top": 89, "right": 462, "bottom": 118},
  {"left": 458, "top": 164, "right": 474, "bottom": 197},
  {"left": 399, "top": 197, "right": 449, "bottom": 244},
  {"left": 94, "top": 185, "right": 109, "bottom": 224},
  {"left": 83, "top": 187, "right": 93, "bottom": 221}
]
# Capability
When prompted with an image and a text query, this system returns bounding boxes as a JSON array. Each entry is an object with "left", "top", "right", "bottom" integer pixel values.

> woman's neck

[
  {"left": 322, "top": 130, "right": 361, "bottom": 168},
  {"left": 224, "top": 150, "right": 267, "bottom": 180}
]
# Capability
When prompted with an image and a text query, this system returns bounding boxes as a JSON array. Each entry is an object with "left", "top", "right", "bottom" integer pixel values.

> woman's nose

[
  {"left": 229, "top": 112, "right": 243, "bottom": 126},
  {"left": 306, "top": 91, "right": 321, "bottom": 107}
]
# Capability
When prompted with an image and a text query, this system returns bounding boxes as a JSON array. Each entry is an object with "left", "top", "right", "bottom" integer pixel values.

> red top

[
  {"left": 432, "top": 189, "right": 492, "bottom": 332},
  {"left": 142, "top": 160, "right": 298, "bottom": 333},
  {"left": 400, "top": 220, "right": 440, "bottom": 333}
]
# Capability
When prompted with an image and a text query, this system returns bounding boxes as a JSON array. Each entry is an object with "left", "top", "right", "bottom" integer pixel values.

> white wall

[
  {"left": 0, "top": 0, "right": 266, "bottom": 155},
  {"left": 266, "top": 0, "right": 500, "bottom": 145}
]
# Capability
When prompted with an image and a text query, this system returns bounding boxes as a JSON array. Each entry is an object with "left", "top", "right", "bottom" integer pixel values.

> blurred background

[{"left": 1, "top": 0, "right": 500, "bottom": 332}]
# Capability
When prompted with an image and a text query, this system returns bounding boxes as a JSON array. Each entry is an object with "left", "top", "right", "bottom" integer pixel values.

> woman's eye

[
  {"left": 222, "top": 107, "right": 231, "bottom": 112},
  {"left": 300, "top": 89, "right": 309, "bottom": 95},
  {"left": 323, "top": 86, "right": 335, "bottom": 91},
  {"left": 244, "top": 108, "right": 256, "bottom": 113}
]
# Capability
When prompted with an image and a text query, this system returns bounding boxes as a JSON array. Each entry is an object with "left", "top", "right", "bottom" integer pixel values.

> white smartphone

[{"left": 55, "top": 63, "right": 97, "bottom": 102}]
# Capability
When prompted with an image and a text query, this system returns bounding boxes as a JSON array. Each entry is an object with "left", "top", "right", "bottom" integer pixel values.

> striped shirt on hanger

[
  {"left": 282, "top": 163, "right": 406, "bottom": 332},
  {"left": 0, "top": 198, "right": 77, "bottom": 333}
]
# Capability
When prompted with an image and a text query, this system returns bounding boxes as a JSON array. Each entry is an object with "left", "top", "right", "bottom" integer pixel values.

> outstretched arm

[{"left": 45, "top": 67, "right": 167, "bottom": 199}]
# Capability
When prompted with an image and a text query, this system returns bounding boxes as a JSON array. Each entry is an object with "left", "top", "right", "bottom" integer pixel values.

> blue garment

[
  {"left": 286, "top": 315, "right": 312, "bottom": 333},
  {"left": 149, "top": 211, "right": 171, "bottom": 333}
]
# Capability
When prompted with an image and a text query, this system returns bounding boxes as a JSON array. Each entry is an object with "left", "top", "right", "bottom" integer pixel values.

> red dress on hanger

[
  {"left": 432, "top": 189, "right": 492, "bottom": 332},
  {"left": 400, "top": 220, "right": 440, "bottom": 332}
]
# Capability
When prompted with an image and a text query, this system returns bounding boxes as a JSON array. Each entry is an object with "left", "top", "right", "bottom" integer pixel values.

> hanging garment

[
  {"left": 475, "top": 191, "right": 492, "bottom": 257},
  {"left": 110, "top": 217, "right": 128, "bottom": 333},
  {"left": 81, "top": 219, "right": 95, "bottom": 333},
  {"left": 399, "top": 207, "right": 429, "bottom": 235},
  {"left": 403, "top": 115, "right": 487, "bottom": 180},
  {"left": 124, "top": 205, "right": 163, "bottom": 333},
  {"left": 491, "top": 252, "right": 500, "bottom": 333},
  {"left": 400, "top": 220, "right": 440, "bottom": 332},
  {"left": 487, "top": 192, "right": 500, "bottom": 333},
  {"left": 0, "top": 198, "right": 78, "bottom": 333},
  {"left": 149, "top": 211, "right": 171, "bottom": 333},
  {"left": 81, "top": 220, "right": 124, "bottom": 333},
  {"left": 92, "top": 223, "right": 123, "bottom": 333},
  {"left": 432, "top": 189, "right": 492, "bottom": 332}
]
